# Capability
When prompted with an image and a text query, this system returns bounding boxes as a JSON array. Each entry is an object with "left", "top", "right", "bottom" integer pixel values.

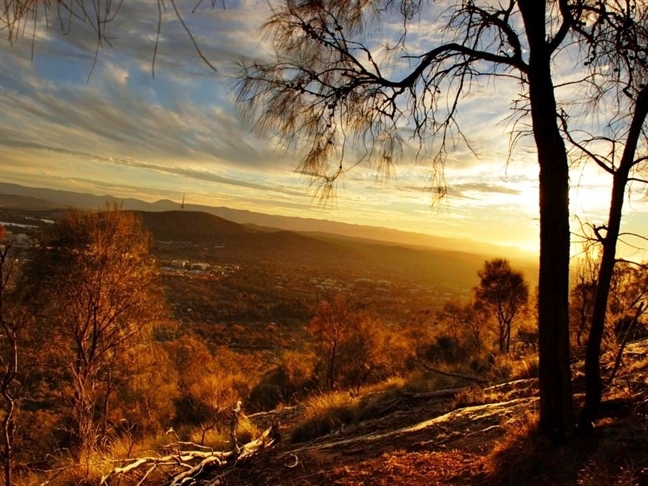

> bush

[{"left": 248, "top": 351, "right": 317, "bottom": 412}]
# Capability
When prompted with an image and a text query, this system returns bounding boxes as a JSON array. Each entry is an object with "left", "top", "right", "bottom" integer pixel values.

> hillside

[
  {"left": 0, "top": 203, "right": 537, "bottom": 306},
  {"left": 0, "top": 193, "right": 67, "bottom": 211},
  {"left": 135, "top": 210, "right": 256, "bottom": 241},
  {"left": 100, "top": 339, "right": 648, "bottom": 486}
]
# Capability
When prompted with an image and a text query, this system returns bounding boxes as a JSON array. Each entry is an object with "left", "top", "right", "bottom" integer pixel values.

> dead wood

[
  {"left": 100, "top": 406, "right": 280, "bottom": 485},
  {"left": 419, "top": 363, "right": 488, "bottom": 384},
  {"left": 400, "top": 387, "right": 468, "bottom": 399}
]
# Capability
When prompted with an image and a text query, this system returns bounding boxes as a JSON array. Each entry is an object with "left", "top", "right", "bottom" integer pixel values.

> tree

[
  {"left": 466, "top": 301, "right": 491, "bottom": 353},
  {"left": 308, "top": 292, "right": 370, "bottom": 389},
  {"left": 437, "top": 301, "right": 465, "bottom": 352},
  {"left": 607, "top": 263, "right": 648, "bottom": 342},
  {"left": 560, "top": 2, "right": 648, "bottom": 434},
  {"left": 569, "top": 253, "right": 599, "bottom": 348},
  {"left": 474, "top": 259, "right": 529, "bottom": 354},
  {"left": 23, "top": 207, "right": 163, "bottom": 456},
  {"left": 236, "top": 0, "right": 586, "bottom": 442}
]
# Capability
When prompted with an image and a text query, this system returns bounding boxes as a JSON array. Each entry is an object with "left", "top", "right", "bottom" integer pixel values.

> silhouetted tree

[
  {"left": 474, "top": 259, "right": 529, "bottom": 354},
  {"left": 562, "top": 1, "right": 648, "bottom": 434},
  {"left": 237, "top": 0, "right": 589, "bottom": 442}
]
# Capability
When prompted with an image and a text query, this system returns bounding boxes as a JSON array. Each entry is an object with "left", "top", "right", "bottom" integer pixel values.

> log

[
  {"left": 170, "top": 456, "right": 223, "bottom": 486},
  {"left": 400, "top": 386, "right": 468, "bottom": 399},
  {"left": 419, "top": 363, "right": 488, "bottom": 384}
]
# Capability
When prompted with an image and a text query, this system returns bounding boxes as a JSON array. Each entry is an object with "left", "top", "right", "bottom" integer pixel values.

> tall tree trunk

[
  {"left": 519, "top": 1, "right": 574, "bottom": 443},
  {"left": 327, "top": 340, "right": 338, "bottom": 390},
  {"left": 578, "top": 86, "right": 648, "bottom": 435},
  {"left": 506, "top": 322, "right": 510, "bottom": 355}
]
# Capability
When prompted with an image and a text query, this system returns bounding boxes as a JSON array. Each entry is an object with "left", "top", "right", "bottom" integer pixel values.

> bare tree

[
  {"left": 559, "top": 1, "right": 648, "bottom": 434},
  {"left": 569, "top": 251, "right": 599, "bottom": 348},
  {"left": 236, "top": 0, "right": 594, "bottom": 442}
]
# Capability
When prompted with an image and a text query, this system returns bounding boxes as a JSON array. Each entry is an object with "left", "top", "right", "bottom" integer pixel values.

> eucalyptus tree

[
  {"left": 236, "top": 0, "right": 593, "bottom": 442},
  {"left": 563, "top": 1, "right": 648, "bottom": 434}
]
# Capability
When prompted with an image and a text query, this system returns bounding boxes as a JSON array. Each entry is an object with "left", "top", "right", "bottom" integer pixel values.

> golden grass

[
  {"left": 451, "top": 385, "right": 487, "bottom": 409},
  {"left": 290, "top": 391, "right": 359, "bottom": 443}
]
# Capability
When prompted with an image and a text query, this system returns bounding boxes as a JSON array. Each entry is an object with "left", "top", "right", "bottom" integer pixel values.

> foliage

[
  {"left": 248, "top": 350, "right": 317, "bottom": 412},
  {"left": 21, "top": 207, "right": 164, "bottom": 456},
  {"left": 475, "top": 259, "right": 529, "bottom": 355}
]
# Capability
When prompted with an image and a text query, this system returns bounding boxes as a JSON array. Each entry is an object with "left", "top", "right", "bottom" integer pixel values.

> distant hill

[
  {"left": 135, "top": 210, "right": 255, "bottom": 241},
  {"left": 0, "top": 193, "right": 67, "bottom": 211},
  {"left": 0, "top": 182, "right": 537, "bottom": 262}
]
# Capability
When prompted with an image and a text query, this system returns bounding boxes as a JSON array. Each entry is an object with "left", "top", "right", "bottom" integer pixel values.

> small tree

[
  {"left": 437, "top": 300, "right": 465, "bottom": 351},
  {"left": 308, "top": 292, "right": 371, "bottom": 389},
  {"left": 475, "top": 259, "right": 529, "bottom": 354},
  {"left": 23, "top": 207, "right": 163, "bottom": 456},
  {"left": 464, "top": 301, "right": 490, "bottom": 353}
]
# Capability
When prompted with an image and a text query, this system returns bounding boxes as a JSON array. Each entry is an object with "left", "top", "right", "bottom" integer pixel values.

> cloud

[
  {"left": 446, "top": 182, "right": 522, "bottom": 198},
  {"left": 0, "top": 51, "right": 289, "bottom": 171},
  {"left": 1, "top": 2, "right": 645, "bottom": 260}
]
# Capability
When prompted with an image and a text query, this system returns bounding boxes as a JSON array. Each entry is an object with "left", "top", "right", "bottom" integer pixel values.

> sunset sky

[{"left": 0, "top": 1, "right": 646, "bottom": 258}]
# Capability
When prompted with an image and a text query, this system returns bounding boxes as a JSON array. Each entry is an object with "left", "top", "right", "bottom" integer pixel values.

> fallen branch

[
  {"left": 101, "top": 403, "right": 280, "bottom": 485},
  {"left": 400, "top": 387, "right": 468, "bottom": 399},
  {"left": 419, "top": 363, "right": 488, "bottom": 384},
  {"left": 101, "top": 451, "right": 231, "bottom": 484}
]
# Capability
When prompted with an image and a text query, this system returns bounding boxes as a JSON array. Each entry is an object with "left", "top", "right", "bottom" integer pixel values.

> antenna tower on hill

[{"left": 181, "top": 193, "right": 185, "bottom": 211}]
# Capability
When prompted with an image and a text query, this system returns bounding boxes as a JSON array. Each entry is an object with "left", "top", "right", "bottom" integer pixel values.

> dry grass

[
  {"left": 14, "top": 448, "right": 114, "bottom": 486},
  {"left": 290, "top": 391, "right": 359, "bottom": 443},
  {"left": 451, "top": 385, "right": 487, "bottom": 409},
  {"left": 290, "top": 378, "right": 412, "bottom": 444},
  {"left": 487, "top": 353, "right": 539, "bottom": 382}
]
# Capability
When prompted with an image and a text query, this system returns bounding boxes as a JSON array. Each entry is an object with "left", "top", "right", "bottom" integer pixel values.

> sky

[{"left": 0, "top": 0, "right": 646, "bottom": 259}]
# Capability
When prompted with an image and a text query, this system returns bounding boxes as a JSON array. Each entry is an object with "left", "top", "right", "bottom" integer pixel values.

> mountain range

[{"left": 0, "top": 182, "right": 536, "bottom": 261}]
